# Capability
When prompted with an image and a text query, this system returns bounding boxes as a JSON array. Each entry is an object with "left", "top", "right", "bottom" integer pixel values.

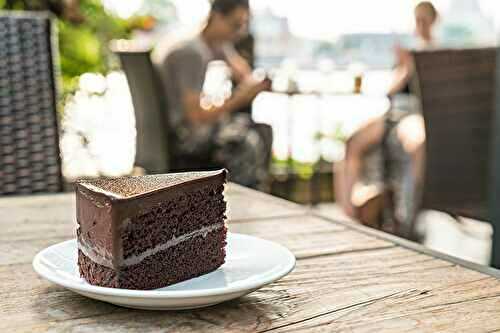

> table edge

[{"left": 314, "top": 213, "right": 500, "bottom": 278}]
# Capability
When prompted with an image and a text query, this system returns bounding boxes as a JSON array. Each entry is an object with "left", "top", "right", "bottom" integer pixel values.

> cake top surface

[{"left": 77, "top": 169, "right": 226, "bottom": 200}]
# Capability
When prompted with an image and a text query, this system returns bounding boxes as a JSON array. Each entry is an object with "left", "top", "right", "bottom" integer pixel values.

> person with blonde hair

[
  {"left": 337, "top": 1, "right": 439, "bottom": 236},
  {"left": 390, "top": 1, "right": 439, "bottom": 95}
]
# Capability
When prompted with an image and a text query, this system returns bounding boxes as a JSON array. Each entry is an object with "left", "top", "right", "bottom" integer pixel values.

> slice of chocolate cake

[{"left": 76, "top": 169, "right": 227, "bottom": 290}]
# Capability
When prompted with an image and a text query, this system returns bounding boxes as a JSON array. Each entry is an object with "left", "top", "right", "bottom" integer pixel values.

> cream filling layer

[{"left": 78, "top": 223, "right": 225, "bottom": 269}]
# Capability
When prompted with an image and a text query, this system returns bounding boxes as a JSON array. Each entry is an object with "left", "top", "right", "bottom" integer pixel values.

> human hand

[{"left": 233, "top": 77, "right": 271, "bottom": 106}]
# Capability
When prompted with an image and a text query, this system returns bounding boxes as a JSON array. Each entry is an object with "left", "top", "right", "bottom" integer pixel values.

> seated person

[
  {"left": 155, "top": 0, "right": 272, "bottom": 189},
  {"left": 336, "top": 1, "right": 437, "bottom": 236}
]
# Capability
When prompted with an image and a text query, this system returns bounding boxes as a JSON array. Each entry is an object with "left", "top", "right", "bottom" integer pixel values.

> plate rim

[{"left": 33, "top": 232, "right": 296, "bottom": 299}]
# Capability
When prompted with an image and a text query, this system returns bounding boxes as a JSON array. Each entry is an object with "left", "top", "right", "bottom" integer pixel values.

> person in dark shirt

[{"left": 155, "top": 0, "right": 272, "bottom": 189}]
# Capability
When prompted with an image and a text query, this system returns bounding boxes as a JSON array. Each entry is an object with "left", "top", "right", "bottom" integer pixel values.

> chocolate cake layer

[
  {"left": 121, "top": 184, "right": 225, "bottom": 260},
  {"left": 75, "top": 169, "right": 227, "bottom": 290},
  {"left": 78, "top": 228, "right": 226, "bottom": 290}
]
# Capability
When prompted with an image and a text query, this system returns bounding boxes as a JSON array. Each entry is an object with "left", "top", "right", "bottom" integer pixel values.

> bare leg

[
  {"left": 396, "top": 114, "right": 426, "bottom": 235},
  {"left": 397, "top": 114, "right": 425, "bottom": 188},
  {"left": 342, "top": 117, "right": 385, "bottom": 218}
]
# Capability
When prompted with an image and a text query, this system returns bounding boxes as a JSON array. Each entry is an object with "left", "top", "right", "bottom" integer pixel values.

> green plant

[
  {"left": 314, "top": 123, "right": 348, "bottom": 143},
  {"left": 1, "top": 0, "right": 147, "bottom": 97}
]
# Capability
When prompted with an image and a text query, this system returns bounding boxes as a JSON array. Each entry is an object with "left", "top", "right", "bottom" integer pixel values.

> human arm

[
  {"left": 387, "top": 46, "right": 415, "bottom": 96},
  {"left": 222, "top": 44, "right": 253, "bottom": 83},
  {"left": 170, "top": 47, "right": 267, "bottom": 125},
  {"left": 182, "top": 77, "right": 271, "bottom": 125}
]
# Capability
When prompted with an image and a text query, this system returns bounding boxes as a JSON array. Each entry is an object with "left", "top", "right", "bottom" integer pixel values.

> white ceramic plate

[{"left": 33, "top": 233, "right": 295, "bottom": 310}]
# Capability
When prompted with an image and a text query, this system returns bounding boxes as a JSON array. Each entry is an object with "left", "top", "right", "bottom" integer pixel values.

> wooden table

[{"left": 2, "top": 184, "right": 500, "bottom": 332}]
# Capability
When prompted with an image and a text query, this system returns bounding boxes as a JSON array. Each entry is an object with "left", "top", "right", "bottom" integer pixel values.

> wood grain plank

[
  {"left": 6, "top": 247, "right": 500, "bottom": 332},
  {"left": 226, "top": 184, "right": 306, "bottom": 222},
  {"left": 229, "top": 216, "right": 394, "bottom": 259},
  {"left": 0, "top": 194, "right": 75, "bottom": 242},
  {"left": 271, "top": 278, "right": 500, "bottom": 332},
  {"left": 4, "top": 186, "right": 500, "bottom": 332},
  {"left": 0, "top": 237, "right": 71, "bottom": 266},
  {"left": 1, "top": 220, "right": 74, "bottom": 242},
  {"left": 314, "top": 213, "right": 500, "bottom": 279}
]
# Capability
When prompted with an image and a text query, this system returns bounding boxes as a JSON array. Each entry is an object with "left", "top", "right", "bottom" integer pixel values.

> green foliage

[
  {"left": 1, "top": 0, "right": 135, "bottom": 96},
  {"left": 57, "top": 1, "right": 132, "bottom": 94},
  {"left": 314, "top": 123, "right": 348, "bottom": 142},
  {"left": 272, "top": 157, "right": 316, "bottom": 180}
]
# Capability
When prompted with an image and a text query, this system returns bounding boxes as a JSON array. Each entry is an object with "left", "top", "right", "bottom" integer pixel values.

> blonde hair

[{"left": 415, "top": 1, "right": 438, "bottom": 22}]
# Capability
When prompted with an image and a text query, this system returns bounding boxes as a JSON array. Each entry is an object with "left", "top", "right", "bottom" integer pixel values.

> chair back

[
  {"left": 111, "top": 42, "right": 169, "bottom": 174},
  {"left": 490, "top": 49, "right": 500, "bottom": 267},
  {"left": 0, "top": 11, "right": 63, "bottom": 195},
  {"left": 413, "top": 48, "right": 497, "bottom": 220}
]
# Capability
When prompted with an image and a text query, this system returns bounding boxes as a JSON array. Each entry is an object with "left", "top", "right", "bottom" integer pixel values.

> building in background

[{"left": 438, "top": 0, "right": 497, "bottom": 47}]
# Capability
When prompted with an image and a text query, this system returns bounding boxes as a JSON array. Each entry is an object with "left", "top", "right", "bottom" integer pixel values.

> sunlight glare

[{"left": 102, "top": 0, "right": 144, "bottom": 19}]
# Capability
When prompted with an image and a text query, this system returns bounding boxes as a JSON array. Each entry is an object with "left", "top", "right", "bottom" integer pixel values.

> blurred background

[
  {"left": 1, "top": 0, "right": 500, "bottom": 266},
  {"left": 2, "top": 0, "right": 499, "bottom": 183}
]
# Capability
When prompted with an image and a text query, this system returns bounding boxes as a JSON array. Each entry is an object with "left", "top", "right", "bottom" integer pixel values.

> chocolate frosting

[
  {"left": 76, "top": 169, "right": 227, "bottom": 270},
  {"left": 77, "top": 169, "right": 227, "bottom": 200}
]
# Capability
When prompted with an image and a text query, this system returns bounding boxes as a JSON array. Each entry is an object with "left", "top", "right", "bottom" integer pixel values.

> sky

[
  {"left": 106, "top": 0, "right": 500, "bottom": 40},
  {"left": 250, "top": 0, "right": 418, "bottom": 38},
  {"left": 250, "top": 0, "right": 500, "bottom": 39}
]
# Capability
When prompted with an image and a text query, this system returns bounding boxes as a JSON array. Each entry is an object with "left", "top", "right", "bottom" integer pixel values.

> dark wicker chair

[
  {"left": 112, "top": 42, "right": 221, "bottom": 173},
  {"left": 0, "top": 11, "right": 63, "bottom": 195},
  {"left": 111, "top": 42, "right": 170, "bottom": 174},
  {"left": 412, "top": 47, "right": 500, "bottom": 266}
]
